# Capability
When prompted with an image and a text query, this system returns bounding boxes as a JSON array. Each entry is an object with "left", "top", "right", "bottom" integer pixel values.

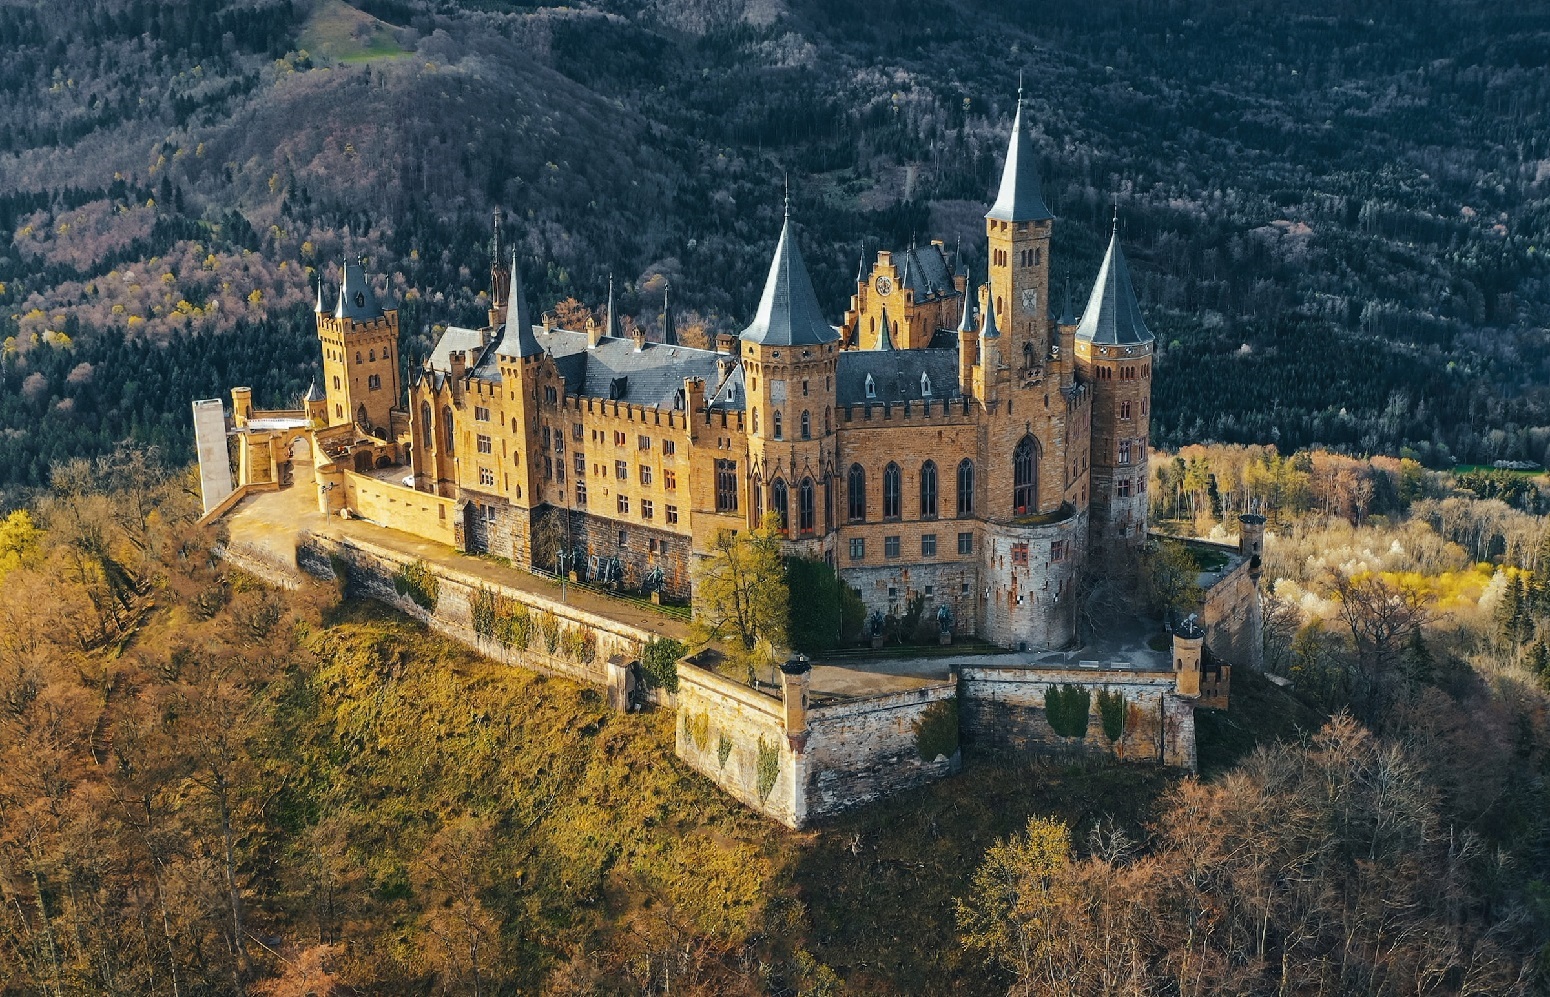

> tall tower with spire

[
  {"left": 317, "top": 258, "right": 401, "bottom": 435},
  {"left": 985, "top": 88, "right": 1054, "bottom": 373},
  {"left": 739, "top": 195, "right": 841, "bottom": 553},
  {"left": 1075, "top": 220, "right": 1155, "bottom": 564}
]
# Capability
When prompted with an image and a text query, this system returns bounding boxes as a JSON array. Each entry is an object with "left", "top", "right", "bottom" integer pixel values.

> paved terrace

[{"left": 223, "top": 466, "right": 1176, "bottom": 700}]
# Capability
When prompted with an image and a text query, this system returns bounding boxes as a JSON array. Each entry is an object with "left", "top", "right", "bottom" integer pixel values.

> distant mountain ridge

[{"left": 1, "top": 0, "right": 1548, "bottom": 498}]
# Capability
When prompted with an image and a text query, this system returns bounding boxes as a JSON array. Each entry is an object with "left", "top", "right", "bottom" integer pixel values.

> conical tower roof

[
  {"left": 875, "top": 307, "right": 895, "bottom": 350},
  {"left": 662, "top": 283, "right": 677, "bottom": 346},
  {"left": 739, "top": 211, "right": 839, "bottom": 347},
  {"left": 334, "top": 258, "right": 383, "bottom": 320},
  {"left": 985, "top": 93, "right": 1053, "bottom": 223},
  {"left": 979, "top": 289, "right": 1001, "bottom": 339},
  {"left": 1075, "top": 228, "right": 1154, "bottom": 346},
  {"left": 957, "top": 269, "right": 975, "bottom": 334},
  {"left": 304, "top": 379, "right": 326, "bottom": 403},
  {"left": 496, "top": 248, "right": 542, "bottom": 358},
  {"left": 314, "top": 274, "right": 327, "bottom": 314},
  {"left": 604, "top": 274, "right": 619, "bottom": 340},
  {"left": 1058, "top": 276, "right": 1076, "bottom": 326}
]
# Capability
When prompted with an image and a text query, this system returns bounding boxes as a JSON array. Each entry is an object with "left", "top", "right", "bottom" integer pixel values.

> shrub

[
  {"left": 913, "top": 698, "right": 959, "bottom": 761},
  {"left": 538, "top": 610, "right": 561, "bottom": 654},
  {"left": 717, "top": 732, "right": 733, "bottom": 769},
  {"left": 641, "top": 636, "right": 687, "bottom": 692},
  {"left": 392, "top": 559, "right": 438, "bottom": 611},
  {"left": 786, "top": 557, "right": 842, "bottom": 653},
  {"left": 1097, "top": 688, "right": 1128, "bottom": 742},
  {"left": 1045, "top": 684, "right": 1091, "bottom": 739},
  {"left": 471, "top": 588, "right": 496, "bottom": 640},
  {"left": 684, "top": 711, "right": 709, "bottom": 752},
  {"left": 756, "top": 736, "right": 780, "bottom": 801},
  {"left": 495, "top": 604, "right": 532, "bottom": 649}
]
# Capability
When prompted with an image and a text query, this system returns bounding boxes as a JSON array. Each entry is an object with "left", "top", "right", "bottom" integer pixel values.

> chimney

[
  {"left": 449, "top": 350, "right": 466, "bottom": 404},
  {"left": 632, "top": 326, "right": 648, "bottom": 352}
]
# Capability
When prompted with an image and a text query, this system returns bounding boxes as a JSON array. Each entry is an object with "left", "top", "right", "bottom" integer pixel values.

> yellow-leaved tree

[
  {"left": 0, "top": 509, "right": 41, "bottom": 579},
  {"left": 691, "top": 514, "right": 789, "bottom": 682}
]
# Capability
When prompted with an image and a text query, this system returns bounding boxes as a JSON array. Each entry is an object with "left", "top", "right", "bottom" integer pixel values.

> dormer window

[
  {"left": 865, "top": 374, "right": 876, "bottom": 399},
  {"left": 920, "top": 372, "right": 932, "bottom": 397}
]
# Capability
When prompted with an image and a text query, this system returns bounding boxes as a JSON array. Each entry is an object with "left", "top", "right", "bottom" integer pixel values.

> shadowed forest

[{"left": 2, "top": 0, "right": 1549, "bottom": 503}]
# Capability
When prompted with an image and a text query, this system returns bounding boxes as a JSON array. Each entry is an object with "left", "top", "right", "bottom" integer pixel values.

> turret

[
  {"left": 231, "top": 386, "right": 253, "bottom": 428},
  {"left": 780, "top": 654, "right": 811, "bottom": 752},
  {"left": 957, "top": 270, "right": 977, "bottom": 389},
  {"left": 1239, "top": 513, "right": 1265, "bottom": 579},
  {"left": 317, "top": 257, "right": 400, "bottom": 433},
  {"left": 304, "top": 380, "right": 327, "bottom": 429},
  {"left": 985, "top": 88, "right": 1054, "bottom": 365},
  {"left": 1173, "top": 617, "right": 1204, "bottom": 698}
]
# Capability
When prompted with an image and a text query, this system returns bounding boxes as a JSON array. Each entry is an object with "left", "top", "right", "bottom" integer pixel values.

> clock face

[{"left": 874, "top": 275, "right": 893, "bottom": 296}]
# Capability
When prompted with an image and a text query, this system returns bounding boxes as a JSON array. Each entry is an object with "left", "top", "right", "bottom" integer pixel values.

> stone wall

[
  {"left": 341, "top": 470, "right": 458, "bottom": 546},
  {"left": 838, "top": 560, "right": 981, "bottom": 638},
  {"left": 959, "top": 665, "right": 1196, "bottom": 770},
  {"left": 1200, "top": 550, "right": 1262, "bottom": 671},
  {"left": 674, "top": 664, "right": 803, "bottom": 826},
  {"left": 979, "top": 511, "right": 1088, "bottom": 650},
  {"left": 298, "top": 532, "right": 651, "bottom": 692},
  {"left": 805, "top": 682, "right": 959, "bottom": 820}
]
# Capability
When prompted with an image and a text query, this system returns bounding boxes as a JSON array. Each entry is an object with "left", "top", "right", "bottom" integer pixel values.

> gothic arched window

[
  {"left": 920, "top": 460, "right": 938, "bottom": 519},
  {"left": 883, "top": 462, "right": 901, "bottom": 520},
  {"left": 865, "top": 374, "right": 876, "bottom": 399},
  {"left": 801, "top": 410, "right": 811, "bottom": 439},
  {"left": 957, "top": 459, "right": 975, "bottom": 516},
  {"left": 442, "top": 407, "right": 455, "bottom": 450},
  {"left": 847, "top": 464, "right": 866, "bottom": 522},
  {"left": 799, "top": 477, "right": 815, "bottom": 533},
  {"left": 420, "top": 401, "right": 432, "bottom": 445},
  {"left": 773, "top": 410, "right": 783, "bottom": 440},
  {"left": 771, "top": 478, "right": 789, "bottom": 532},
  {"left": 1013, "top": 435, "right": 1038, "bottom": 515}
]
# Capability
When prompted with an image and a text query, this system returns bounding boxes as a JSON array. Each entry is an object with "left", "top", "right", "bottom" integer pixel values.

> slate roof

[
  {"left": 1075, "top": 230, "right": 1155, "bottom": 346},
  {"left": 739, "top": 216, "right": 840, "bottom": 347},
  {"left": 304, "top": 380, "right": 326, "bottom": 403},
  {"left": 430, "top": 326, "right": 490, "bottom": 372},
  {"left": 986, "top": 97, "right": 1054, "bottom": 223},
  {"left": 836, "top": 349, "right": 962, "bottom": 407},
  {"left": 334, "top": 260, "right": 384, "bottom": 320},
  {"left": 980, "top": 294, "right": 1001, "bottom": 339},
  {"left": 893, "top": 243, "right": 959, "bottom": 300},
  {"left": 494, "top": 250, "right": 542, "bottom": 358}
]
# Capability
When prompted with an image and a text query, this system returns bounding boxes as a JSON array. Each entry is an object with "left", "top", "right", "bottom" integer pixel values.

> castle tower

[
  {"left": 985, "top": 89, "right": 1053, "bottom": 373},
  {"left": 303, "top": 380, "right": 328, "bottom": 429},
  {"left": 1075, "top": 223, "right": 1154, "bottom": 561},
  {"left": 739, "top": 203, "right": 841, "bottom": 553},
  {"left": 317, "top": 258, "right": 400, "bottom": 435},
  {"left": 1173, "top": 617, "right": 1205, "bottom": 698}
]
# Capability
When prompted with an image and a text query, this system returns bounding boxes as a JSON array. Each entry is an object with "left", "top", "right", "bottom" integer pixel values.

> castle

[{"left": 212, "top": 95, "right": 1158, "bottom": 654}]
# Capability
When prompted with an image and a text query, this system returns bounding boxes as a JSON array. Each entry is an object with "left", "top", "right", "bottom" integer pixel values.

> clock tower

[
  {"left": 846, "top": 245, "right": 968, "bottom": 351},
  {"left": 985, "top": 90, "right": 1053, "bottom": 372}
]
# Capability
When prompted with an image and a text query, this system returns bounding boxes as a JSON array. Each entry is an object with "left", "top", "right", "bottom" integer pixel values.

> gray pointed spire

[
  {"left": 986, "top": 94, "right": 1053, "bottom": 223},
  {"left": 604, "top": 274, "right": 618, "bottom": 340},
  {"left": 334, "top": 257, "right": 383, "bottom": 320},
  {"left": 739, "top": 213, "right": 839, "bottom": 347},
  {"left": 314, "top": 273, "right": 326, "bottom": 314},
  {"left": 979, "top": 288, "right": 1001, "bottom": 339},
  {"left": 876, "top": 306, "right": 895, "bottom": 350},
  {"left": 957, "top": 270, "right": 975, "bottom": 334},
  {"left": 496, "top": 248, "right": 542, "bottom": 358},
  {"left": 662, "top": 283, "right": 677, "bottom": 346},
  {"left": 1075, "top": 228, "right": 1154, "bottom": 346},
  {"left": 856, "top": 253, "right": 866, "bottom": 285},
  {"left": 1058, "top": 275, "right": 1076, "bottom": 326},
  {"left": 304, "top": 379, "right": 326, "bottom": 403}
]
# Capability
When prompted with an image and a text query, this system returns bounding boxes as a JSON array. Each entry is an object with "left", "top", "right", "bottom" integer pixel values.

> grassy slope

[
  {"left": 297, "top": 0, "right": 409, "bottom": 64},
  {"left": 1194, "top": 664, "right": 1329, "bottom": 779},
  {"left": 282, "top": 602, "right": 1182, "bottom": 992}
]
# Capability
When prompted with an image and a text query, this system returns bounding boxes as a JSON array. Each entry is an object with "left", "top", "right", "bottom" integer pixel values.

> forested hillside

[{"left": 0, "top": 0, "right": 1548, "bottom": 502}]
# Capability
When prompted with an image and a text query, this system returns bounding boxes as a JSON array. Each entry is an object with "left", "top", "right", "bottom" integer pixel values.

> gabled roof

[
  {"left": 894, "top": 242, "right": 959, "bottom": 300},
  {"left": 1075, "top": 229, "right": 1155, "bottom": 346},
  {"left": 334, "top": 260, "right": 384, "bottom": 320},
  {"left": 430, "top": 326, "right": 490, "bottom": 372},
  {"left": 836, "top": 349, "right": 962, "bottom": 407},
  {"left": 986, "top": 96, "right": 1054, "bottom": 223},
  {"left": 495, "top": 249, "right": 542, "bottom": 359},
  {"left": 739, "top": 214, "right": 840, "bottom": 347}
]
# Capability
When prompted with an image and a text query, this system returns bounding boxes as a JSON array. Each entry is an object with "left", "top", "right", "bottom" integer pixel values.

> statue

[
  {"left": 642, "top": 565, "right": 664, "bottom": 594},
  {"left": 937, "top": 603, "right": 953, "bottom": 634}
]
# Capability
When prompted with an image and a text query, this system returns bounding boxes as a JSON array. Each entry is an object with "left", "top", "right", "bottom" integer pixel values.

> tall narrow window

[
  {"left": 957, "top": 459, "right": 975, "bottom": 517},
  {"left": 715, "top": 459, "right": 738, "bottom": 512},
  {"left": 442, "top": 407, "right": 455, "bottom": 450},
  {"left": 1013, "top": 435, "right": 1038, "bottom": 514},
  {"left": 773, "top": 411, "right": 783, "bottom": 440},
  {"left": 771, "top": 478, "right": 789, "bottom": 532},
  {"left": 883, "top": 462, "right": 901, "bottom": 520},
  {"left": 847, "top": 463, "right": 866, "bottom": 522},
  {"left": 919, "top": 460, "right": 938, "bottom": 519},
  {"left": 801, "top": 410, "right": 811, "bottom": 439},
  {"left": 799, "top": 477, "right": 815, "bottom": 532},
  {"left": 420, "top": 402, "right": 432, "bottom": 446}
]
